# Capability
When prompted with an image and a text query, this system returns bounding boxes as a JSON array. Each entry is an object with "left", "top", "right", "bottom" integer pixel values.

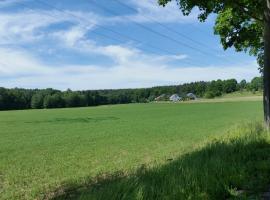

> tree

[
  {"left": 0, "top": 77, "right": 263, "bottom": 110},
  {"left": 0, "top": 87, "right": 7, "bottom": 110},
  {"left": 223, "top": 79, "right": 238, "bottom": 93},
  {"left": 31, "top": 93, "right": 44, "bottom": 109},
  {"left": 63, "top": 92, "right": 87, "bottom": 108},
  {"left": 239, "top": 79, "right": 247, "bottom": 90},
  {"left": 206, "top": 80, "right": 222, "bottom": 97},
  {"left": 158, "top": 0, "right": 270, "bottom": 127},
  {"left": 43, "top": 93, "right": 65, "bottom": 109},
  {"left": 250, "top": 76, "right": 263, "bottom": 91}
]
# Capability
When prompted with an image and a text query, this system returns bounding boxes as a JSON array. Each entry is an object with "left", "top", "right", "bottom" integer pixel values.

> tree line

[{"left": 0, "top": 77, "right": 262, "bottom": 110}]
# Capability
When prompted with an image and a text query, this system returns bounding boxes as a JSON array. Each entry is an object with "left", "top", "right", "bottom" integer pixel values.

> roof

[
  {"left": 169, "top": 94, "right": 181, "bottom": 101},
  {"left": 170, "top": 94, "right": 180, "bottom": 98},
  {"left": 186, "top": 93, "right": 197, "bottom": 99},
  {"left": 155, "top": 94, "right": 166, "bottom": 101}
]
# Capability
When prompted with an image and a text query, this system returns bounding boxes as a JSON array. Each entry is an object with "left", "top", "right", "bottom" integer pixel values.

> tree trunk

[{"left": 264, "top": 0, "right": 270, "bottom": 128}]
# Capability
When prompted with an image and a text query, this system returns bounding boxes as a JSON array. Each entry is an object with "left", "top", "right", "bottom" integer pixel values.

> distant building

[
  {"left": 155, "top": 94, "right": 166, "bottom": 101},
  {"left": 169, "top": 94, "right": 182, "bottom": 102},
  {"left": 186, "top": 93, "right": 197, "bottom": 100}
]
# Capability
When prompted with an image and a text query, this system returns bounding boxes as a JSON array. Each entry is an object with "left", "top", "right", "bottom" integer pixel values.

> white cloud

[
  {"left": 0, "top": 9, "right": 99, "bottom": 45},
  {"left": 155, "top": 54, "right": 188, "bottom": 61},
  {"left": 52, "top": 26, "right": 90, "bottom": 46},
  {"left": 0, "top": 0, "right": 201, "bottom": 48},
  {"left": 0, "top": 46, "right": 259, "bottom": 90},
  {"left": 0, "top": 48, "right": 50, "bottom": 76},
  {"left": 1, "top": 64, "right": 259, "bottom": 90},
  {"left": 0, "top": 6, "right": 189, "bottom": 69},
  {"left": 109, "top": 0, "right": 198, "bottom": 24},
  {"left": 0, "top": 2, "right": 260, "bottom": 90},
  {"left": 49, "top": 24, "right": 187, "bottom": 65}
]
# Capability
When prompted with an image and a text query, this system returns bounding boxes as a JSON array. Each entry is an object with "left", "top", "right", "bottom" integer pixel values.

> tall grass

[
  {"left": 50, "top": 122, "right": 270, "bottom": 200},
  {"left": 0, "top": 102, "right": 262, "bottom": 199}
]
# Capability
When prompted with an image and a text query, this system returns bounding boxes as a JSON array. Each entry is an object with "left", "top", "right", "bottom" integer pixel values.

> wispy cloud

[
  {"left": 0, "top": 45, "right": 259, "bottom": 90},
  {"left": 1, "top": 63, "right": 259, "bottom": 90},
  {"left": 0, "top": 1, "right": 259, "bottom": 90},
  {"left": 0, "top": 9, "right": 99, "bottom": 45},
  {"left": 109, "top": 0, "right": 198, "bottom": 24},
  {"left": 50, "top": 23, "right": 188, "bottom": 65}
]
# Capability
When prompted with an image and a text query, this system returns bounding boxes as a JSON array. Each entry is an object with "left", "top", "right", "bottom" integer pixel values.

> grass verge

[{"left": 48, "top": 122, "right": 270, "bottom": 200}]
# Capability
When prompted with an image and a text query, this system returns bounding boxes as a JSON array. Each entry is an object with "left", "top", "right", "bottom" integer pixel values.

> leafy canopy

[{"left": 158, "top": 0, "right": 264, "bottom": 69}]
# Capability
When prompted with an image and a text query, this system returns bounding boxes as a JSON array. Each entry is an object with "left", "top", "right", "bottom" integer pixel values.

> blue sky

[{"left": 0, "top": 0, "right": 259, "bottom": 90}]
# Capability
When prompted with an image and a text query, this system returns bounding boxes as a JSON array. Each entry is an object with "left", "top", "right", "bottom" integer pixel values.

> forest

[{"left": 0, "top": 77, "right": 263, "bottom": 110}]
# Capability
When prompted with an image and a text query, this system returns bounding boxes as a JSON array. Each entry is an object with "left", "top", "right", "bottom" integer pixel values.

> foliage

[
  {"left": 0, "top": 77, "right": 263, "bottom": 110},
  {"left": 223, "top": 79, "right": 237, "bottom": 93},
  {"left": 31, "top": 93, "right": 44, "bottom": 109},
  {"left": 249, "top": 76, "right": 264, "bottom": 91},
  {"left": 158, "top": 0, "right": 264, "bottom": 69},
  {"left": 206, "top": 80, "right": 223, "bottom": 97},
  {"left": 0, "top": 102, "right": 262, "bottom": 199},
  {"left": 239, "top": 79, "right": 247, "bottom": 90},
  {"left": 43, "top": 93, "right": 65, "bottom": 108},
  {"left": 204, "top": 91, "right": 216, "bottom": 99},
  {"left": 62, "top": 92, "right": 86, "bottom": 108}
]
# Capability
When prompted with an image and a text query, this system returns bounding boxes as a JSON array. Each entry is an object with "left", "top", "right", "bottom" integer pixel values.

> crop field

[{"left": 0, "top": 101, "right": 263, "bottom": 199}]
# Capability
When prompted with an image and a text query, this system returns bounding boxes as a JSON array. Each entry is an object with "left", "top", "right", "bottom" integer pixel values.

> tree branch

[{"left": 231, "top": 1, "right": 263, "bottom": 22}]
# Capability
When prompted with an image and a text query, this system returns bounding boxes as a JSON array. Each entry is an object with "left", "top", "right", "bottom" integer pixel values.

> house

[
  {"left": 169, "top": 94, "right": 182, "bottom": 102},
  {"left": 155, "top": 94, "right": 166, "bottom": 101},
  {"left": 186, "top": 93, "right": 197, "bottom": 100}
]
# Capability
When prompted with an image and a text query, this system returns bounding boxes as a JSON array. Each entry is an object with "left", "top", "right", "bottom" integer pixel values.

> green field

[
  {"left": 0, "top": 101, "right": 264, "bottom": 199},
  {"left": 220, "top": 90, "right": 263, "bottom": 98}
]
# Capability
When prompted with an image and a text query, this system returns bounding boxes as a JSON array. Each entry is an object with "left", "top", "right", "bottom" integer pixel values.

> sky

[{"left": 0, "top": 0, "right": 260, "bottom": 90}]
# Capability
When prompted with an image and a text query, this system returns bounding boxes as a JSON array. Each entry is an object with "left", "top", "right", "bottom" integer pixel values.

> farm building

[
  {"left": 187, "top": 93, "right": 197, "bottom": 100},
  {"left": 155, "top": 94, "right": 166, "bottom": 101},
  {"left": 169, "top": 94, "right": 182, "bottom": 102}
]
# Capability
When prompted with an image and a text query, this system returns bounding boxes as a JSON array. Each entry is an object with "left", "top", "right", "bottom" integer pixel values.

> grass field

[
  {"left": 220, "top": 90, "right": 263, "bottom": 98},
  {"left": 197, "top": 90, "right": 263, "bottom": 103},
  {"left": 54, "top": 123, "right": 270, "bottom": 200},
  {"left": 0, "top": 101, "right": 264, "bottom": 199}
]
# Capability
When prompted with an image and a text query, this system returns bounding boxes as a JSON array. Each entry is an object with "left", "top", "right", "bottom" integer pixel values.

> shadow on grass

[
  {"left": 25, "top": 117, "right": 120, "bottom": 124},
  {"left": 48, "top": 123, "right": 270, "bottom": 200}
]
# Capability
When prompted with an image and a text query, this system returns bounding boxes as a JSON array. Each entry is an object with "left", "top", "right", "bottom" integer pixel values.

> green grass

[
  {"left": 53, "top": 123, "right": 270, "bottom": 200},
  {"left": 0, "top": 101, "right": 263, "bottom": 199},
  {"left": 220, "top": 90, "right": 263, "bottom": 98}
]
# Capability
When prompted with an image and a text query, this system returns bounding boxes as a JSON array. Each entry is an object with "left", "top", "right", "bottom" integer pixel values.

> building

[
  {"left": 155, "top": 94, "right": 166, "bottom": 101},
  {"left": 186, "top": 93, "right": 197, "bottom": 100},
  {"left": 169, "top": 94, "right": 182, "bottom": 102}
]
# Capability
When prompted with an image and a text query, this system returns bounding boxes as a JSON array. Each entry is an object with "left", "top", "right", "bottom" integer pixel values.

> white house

[{"left": 169, "top": 94, "right": 182, "bottom": 102}]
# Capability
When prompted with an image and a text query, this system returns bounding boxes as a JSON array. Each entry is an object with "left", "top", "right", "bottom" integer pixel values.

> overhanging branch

[{"left": 231, "top": 1, "right": 263, "bottom": 22}]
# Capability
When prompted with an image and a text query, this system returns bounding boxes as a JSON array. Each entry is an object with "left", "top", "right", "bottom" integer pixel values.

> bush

[{"left": 204, "top": 91, "right": 215, "bottom": 99}]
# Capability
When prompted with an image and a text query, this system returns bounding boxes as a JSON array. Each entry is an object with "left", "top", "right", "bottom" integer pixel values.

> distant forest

[{"left": 0, "top": 77, "right": 263, "bottom": 110}]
